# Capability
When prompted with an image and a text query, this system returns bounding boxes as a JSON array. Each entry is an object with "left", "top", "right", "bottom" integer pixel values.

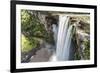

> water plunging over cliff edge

[{"left": 56, "top": 15, "right": 76, "bottom": 61}]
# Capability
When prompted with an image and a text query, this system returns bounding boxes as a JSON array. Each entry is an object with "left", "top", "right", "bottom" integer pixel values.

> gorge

[{"left": 21, "top": 10, "right": 90, "bottom": 63}]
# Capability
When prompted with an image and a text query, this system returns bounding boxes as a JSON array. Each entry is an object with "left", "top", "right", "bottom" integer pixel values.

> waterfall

[
  {"left": 62, "top": 25, "right": 75, "bottom": 60},
  {"left": 52, "top": 24, "right": 58, "bottom": 44},
  {"left": 49, "top": 24, "right": 58, "bottom": 61},
  {"left": 56, "top": 15, "right": 75, "bottom": 61}
]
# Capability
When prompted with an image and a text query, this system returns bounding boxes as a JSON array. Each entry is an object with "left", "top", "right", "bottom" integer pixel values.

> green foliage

[
  {"left": 21, "top": 10, "right": 48, "bottom": 39},
  {"left": 74, "top": 40, "right": 90, "bottom": 60},
  {"left": 21, "top": 10, "right": 54, "bottom": 52},
  {"left": 21, "top": 35, "right": 37, "bottom": 52},
  {"left": 74, "top": 52, "right": 81, "bottom": 60},
  {"left": 83, "top": 40, "right": 90, "bottom": 60}
]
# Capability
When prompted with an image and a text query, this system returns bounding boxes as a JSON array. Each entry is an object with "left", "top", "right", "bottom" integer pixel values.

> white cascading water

[
  {"left": 49, "top": 24, "right": 58, "bottom": 61},
  {"left": 62, "top": 25, "right": 74, "bottom": 60},
  {"left": 56, "top": 15, "right": 74, "bottom": 61},
  {"left": 52, "top": 24, "right": 58, "bottom": 44}
]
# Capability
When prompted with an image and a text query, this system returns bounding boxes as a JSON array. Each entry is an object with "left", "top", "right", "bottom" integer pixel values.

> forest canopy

[{"left": 21, "top": 10, "right": 54, "bottom": 53}]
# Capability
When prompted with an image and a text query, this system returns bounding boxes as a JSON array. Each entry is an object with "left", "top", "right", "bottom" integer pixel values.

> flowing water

[
  {"left": 52, "top": 24, "right": 58, "bottom": 44},
  {"left": 56, "top": 15, "right": 75, "bottom": 61}
]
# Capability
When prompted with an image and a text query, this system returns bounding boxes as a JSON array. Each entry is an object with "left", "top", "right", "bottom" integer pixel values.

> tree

[{"left": 21, "top": 10, "right": 54, "bottom": 52}]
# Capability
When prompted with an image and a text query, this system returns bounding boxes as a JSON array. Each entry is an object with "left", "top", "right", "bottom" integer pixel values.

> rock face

[
  {"left": 29, "top": 41, "right": 55, "bottom": 62},
  {"left": 21, "top": 10, "right": 90, "bottom": 62},
  {"left": 21, "top": 39, "right": 55, "bottom": 63},
  {"left": 55, "top": 16, "right": 90, "bottom": 60},
  {"left": 30, "top": 48, "right": 53, "bottom": 62},
  {"left": 74, "top": 18, "right": 90, "bottom": 60}
]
